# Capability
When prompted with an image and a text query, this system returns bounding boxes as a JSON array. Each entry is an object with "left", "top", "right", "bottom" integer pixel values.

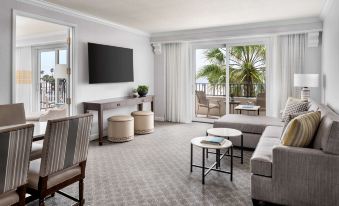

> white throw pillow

[{"left": 281, "top": 97, "right": 308, "bottom": 122}]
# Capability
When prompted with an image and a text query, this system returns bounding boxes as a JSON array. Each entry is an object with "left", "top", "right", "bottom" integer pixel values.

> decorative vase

[
  {"left": 138, "top": 91, "right": 147, "bottom": 97},
  {"left": 132, "top": 92, "right": 139, "bottom": 98}
]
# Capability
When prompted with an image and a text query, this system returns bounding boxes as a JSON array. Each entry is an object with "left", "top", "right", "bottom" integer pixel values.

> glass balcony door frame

[
  {"left": 12, "top": 11, "right": 77, "bottom": 115},
  {"left": 225, "top": 39, "right": 270, "bottom": 116},
  {"left": 191, "top": 37, "right": 271, "bottom": 121},
  {"left": 192, "top": 44, "right": 227, "bottom": 122},
  {"left": 33, "top": 44, "right": 68, "bottom": 112}
]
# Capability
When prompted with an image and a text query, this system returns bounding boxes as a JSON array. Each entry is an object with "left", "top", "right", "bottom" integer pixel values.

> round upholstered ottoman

[
  {"left": 131, "top": 111, "right": 154, "bottom": 134},
  {"left": 107, "top": 115, "right": 134, "bottom": 142}
]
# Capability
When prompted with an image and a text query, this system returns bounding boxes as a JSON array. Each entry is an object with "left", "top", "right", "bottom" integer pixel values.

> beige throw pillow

[{"left": 281, "top": 111, "right": 321, "bottom": 147}]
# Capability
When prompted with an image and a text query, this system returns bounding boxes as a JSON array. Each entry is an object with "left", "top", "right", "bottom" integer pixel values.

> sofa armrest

[{"left": 272, "top": 145, "right": 339, "bottom": 206}]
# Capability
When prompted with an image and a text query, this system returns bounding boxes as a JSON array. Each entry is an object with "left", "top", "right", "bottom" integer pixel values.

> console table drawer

[{"left": 103, "top": 102, "right": 126, "bottom": 110}]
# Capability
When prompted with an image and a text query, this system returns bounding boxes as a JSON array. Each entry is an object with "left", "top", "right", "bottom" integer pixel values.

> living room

[{"left": 0, "top": 0, "right": 338, "bottom": 205}]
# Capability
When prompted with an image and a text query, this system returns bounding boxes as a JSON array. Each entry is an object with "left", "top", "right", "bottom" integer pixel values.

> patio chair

[
  {"left": 0, "top": 103, "right": 43, "bottom": 161},
  {"left": 196, "top": 91, "right": 222, "bottom": 117},
  {"left": 26, "top": 113, "right": 93, "bottom": 206},
  {"left": 0, "top": 123, "right": 34, "bottom": 206}
]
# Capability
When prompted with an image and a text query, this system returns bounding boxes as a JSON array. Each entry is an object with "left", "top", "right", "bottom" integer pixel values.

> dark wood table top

[{"left": 83, "top": 95, "right": 154, "bottom": 104}]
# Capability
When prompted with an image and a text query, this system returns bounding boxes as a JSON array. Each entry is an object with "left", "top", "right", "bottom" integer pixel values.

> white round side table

[
  {"left": 190, "top": 136, "right": 233, "bottom": 184},
  {"left": 206, "top": 128, "right": 243, "bottom": 164}
]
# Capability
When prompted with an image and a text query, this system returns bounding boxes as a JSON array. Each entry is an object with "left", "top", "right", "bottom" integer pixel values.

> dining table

[{"left": 32, "top": 121, "right": 47, "bottom": 141}]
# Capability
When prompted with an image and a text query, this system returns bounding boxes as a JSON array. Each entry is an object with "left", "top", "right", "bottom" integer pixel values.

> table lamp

[{"left": 294, "top": 74, "right": 319, "bottom": 101}]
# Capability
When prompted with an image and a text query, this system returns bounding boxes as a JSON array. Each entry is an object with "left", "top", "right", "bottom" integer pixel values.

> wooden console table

[{"left": 83, "top": 95, "right": 154, "bottom": 145}]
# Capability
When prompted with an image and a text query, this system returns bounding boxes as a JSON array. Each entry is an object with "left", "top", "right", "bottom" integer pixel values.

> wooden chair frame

[{"left": 26, "top": 161, "right": 86, "bottom": 206}]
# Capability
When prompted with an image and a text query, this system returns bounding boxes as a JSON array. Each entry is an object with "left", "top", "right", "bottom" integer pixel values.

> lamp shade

[
  {"left": 294, "top": 74, "right": 319, "bottom": 88},
  {"left": 54, "top": 64, "right": 68, "bottom": 79}
]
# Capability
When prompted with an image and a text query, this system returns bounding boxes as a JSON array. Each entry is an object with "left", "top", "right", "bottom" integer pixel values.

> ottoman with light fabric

[
  {"left": 131, "top": 111, "right": 154, "bottom": 134},
  {"left": 107, "top": 115, "right": 134, "bottom": 142}
]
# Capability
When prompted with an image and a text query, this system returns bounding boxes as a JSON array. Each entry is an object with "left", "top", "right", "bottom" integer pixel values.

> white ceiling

[
  {"left": 16, "top": 15, "right": 68, "bottom": 38},
  {"left": 45, "top": 0, "right": 325, "bottom": 33}
]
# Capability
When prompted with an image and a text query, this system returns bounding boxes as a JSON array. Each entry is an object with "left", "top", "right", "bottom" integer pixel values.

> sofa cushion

[
  {"left": 214, "top": 114, "right": 283, "bottom": 134},
  {"left": 313, "top": 104, "right": 339, "bottom": 154},
  {"left": 0, "top": 190, "right": 19, "bottom": 206},
  {"left": 262, "top": 126, "right": 284, "bottom": 138},
  {"left": 28, "top": 159, "right": 81, "bottom": 190},
  {"left": 281, "top": 100, "right": 308, "bottom": 122},
  {"left": 251, "top": 136, "right": 281, "bottom": 177},
  {"left": 281, "top": 112, "right": 321, "bottom": 147}
]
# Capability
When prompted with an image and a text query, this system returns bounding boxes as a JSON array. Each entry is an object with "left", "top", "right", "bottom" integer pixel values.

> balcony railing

[
  {"left": 40, "top": 79, "right": 67, "bottom": 110},
  {"left": 196, "top": 83, "right": 265, "bottom": 97}
]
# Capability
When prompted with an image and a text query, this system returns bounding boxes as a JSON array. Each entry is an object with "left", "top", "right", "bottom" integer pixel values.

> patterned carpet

[{"left": 31, "top": 122, "right": 253, "bottom": 206}]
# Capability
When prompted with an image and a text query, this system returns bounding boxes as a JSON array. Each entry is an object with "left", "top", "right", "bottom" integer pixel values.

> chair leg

[
  {"left": 207, "top": 107, "right": 210, "bottom": 118},
  {"left": 17, "top": 185, "right": 26, "bottom": 206},
  {"left": 39, "top": 197, "right": 45, "bottom": 206},
  {"left": 79, "top": 179, "right": 84, "bottom": 206}
]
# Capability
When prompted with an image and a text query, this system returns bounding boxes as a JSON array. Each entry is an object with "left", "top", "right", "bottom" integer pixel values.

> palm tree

[
  {"left": 196, "top": 46, "right": 266, "bottom": 97},
  {"left": 229, "top": 45, "right": 265, "bottom": 96},
  {"left": 196, "top": 48, "right": 226, "bottom": 86}
]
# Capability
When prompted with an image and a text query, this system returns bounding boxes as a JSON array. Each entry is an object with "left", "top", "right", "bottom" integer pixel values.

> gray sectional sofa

[
  {"left": 214, "top": 114, "right": 283, "bottom": 148},
  {"left": 213, "top": 102, "right": 339, "bottom": 206}
]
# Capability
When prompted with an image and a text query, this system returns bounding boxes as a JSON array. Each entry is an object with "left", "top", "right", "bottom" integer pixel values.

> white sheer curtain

[
  {"left": 16, "top": 46, "right": 34, "bottom": 113},
  {"left": 163, "top": 42, "right": 192, "bottom": 123},
  {"left": 268, "top": 33, "right": 306, "bottom": 117}
]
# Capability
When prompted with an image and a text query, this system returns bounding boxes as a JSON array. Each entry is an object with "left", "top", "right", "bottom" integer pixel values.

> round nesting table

[
  {"left": 206, "top": 128, "right": 243, "bottom": 164},
  {"left": 190, "top": 137, "right": 233, "bottom": 184}
]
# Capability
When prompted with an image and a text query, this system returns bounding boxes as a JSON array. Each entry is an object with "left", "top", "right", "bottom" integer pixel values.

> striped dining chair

[
  {"left": 26, "top": 113, "right": 93, "bottom": 206},
  {"left": 0, "top": 103, "right": 43, "bottom": 161},
  {"left": 0, "top": 124, "right": 34, "bottom": 206}
]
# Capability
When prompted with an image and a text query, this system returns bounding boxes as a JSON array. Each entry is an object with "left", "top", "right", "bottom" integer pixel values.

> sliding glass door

[
  {"left": 37, "top": 45, "right": 68, "bottom": 111},
  {"left": 193, "top": 41, "right": 267, "bottom": 121},
  {"left": 227, "top": 44, "right": 266, "bottom": 116},
  {"left": 194, "top": 45, "right": 227, "bottom": 121}
]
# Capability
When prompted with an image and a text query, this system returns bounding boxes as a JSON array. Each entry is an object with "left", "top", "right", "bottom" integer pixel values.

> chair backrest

[
  {"left": 39, "top": 113, "right": 93, "bottom": 177},
  {"left": 0, "top": 124, "right": 34, "bottom": 193},
  {"left": 0, "top": 103, "right": 26, "bottom": 126},
  {"left": 196, "top": 91, "right": 208, "bottom": 105},
  {"left": 256, "top": 93, "right": 266, "bottom": 109}
]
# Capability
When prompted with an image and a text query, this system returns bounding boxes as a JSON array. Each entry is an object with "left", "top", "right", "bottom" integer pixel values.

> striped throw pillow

[{"left": 281, "top": 111, "right": 321, "bottom": 147}]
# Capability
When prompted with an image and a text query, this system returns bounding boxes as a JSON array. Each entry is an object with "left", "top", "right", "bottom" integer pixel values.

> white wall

[
  {"left": 304, "top": 35, "right": 322, "bottom": 102},
  {"left": 0, "top": 1, "right": 154, "bottom": 139},
  {"left": 322, "top": 0, "right": 339, "bottom": 113}
]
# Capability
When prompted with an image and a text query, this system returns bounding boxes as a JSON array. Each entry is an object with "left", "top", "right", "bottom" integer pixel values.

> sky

[{"left": 40, "top": 49, "right": 67, "bottom": 75}]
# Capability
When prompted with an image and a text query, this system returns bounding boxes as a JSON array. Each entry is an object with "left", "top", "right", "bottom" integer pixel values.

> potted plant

[
  {"left": 132, "top": 88, "right": 138, "bottom": 98},
  {"left": 137, "top": 85, "right": 148, "bottom": 97}
]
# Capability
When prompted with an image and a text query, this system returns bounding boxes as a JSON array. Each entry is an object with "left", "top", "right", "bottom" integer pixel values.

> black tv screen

[{"left": 88, "top": 43, "right": 134, "bottom": 83}]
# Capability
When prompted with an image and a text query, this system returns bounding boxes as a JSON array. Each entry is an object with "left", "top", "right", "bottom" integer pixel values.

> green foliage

[
  {"left": 137, "top": 85, "right": 149, "bottom": 93},
  {"left": 196, "top": 48, "right": 226, "bottom": 86},
  {"left": 41, "top": 74, "right": 55, "bottom": 84},
  {"left": 229, "top": 45, "right": 265, "bottom": 85},
  {"left": 196, "top": 46, "right": 266, "bottom": 86}
]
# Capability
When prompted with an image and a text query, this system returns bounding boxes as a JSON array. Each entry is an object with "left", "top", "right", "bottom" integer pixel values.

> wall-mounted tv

[{"left": 88, "top": 43, "right": 133, "bottom": 84}]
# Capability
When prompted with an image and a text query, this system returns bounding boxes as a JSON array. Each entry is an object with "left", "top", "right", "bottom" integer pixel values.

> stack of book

[{"left": 201, "top": 137, "right": 226, "bottom": 146}]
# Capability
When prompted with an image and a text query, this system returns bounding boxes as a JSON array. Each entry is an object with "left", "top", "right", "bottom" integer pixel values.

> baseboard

[
  {"left": 90, "top": 133, "right": 99, "bottom": 141},
  {"left": 155, "top": 116, "right": 165, "bottom": 121}
]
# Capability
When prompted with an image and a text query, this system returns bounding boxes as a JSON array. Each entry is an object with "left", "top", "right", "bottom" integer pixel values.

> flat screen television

[{"left": 88, "top": 43, "right": 133, "bottom": 83}]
